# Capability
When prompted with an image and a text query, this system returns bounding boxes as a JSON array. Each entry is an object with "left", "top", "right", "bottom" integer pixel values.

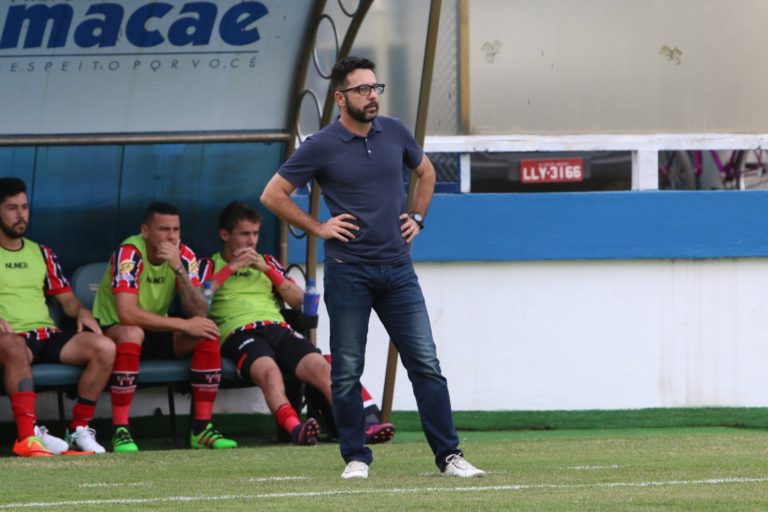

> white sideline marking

[
  {"left": 245, "top": 476, "right": 309, "bottom": 482},
  {"left": 1, "top": 477, "right": 766, "bottom": 509},
  {"left": 78, "top": 482, "right": 150, "bottom": 489}
]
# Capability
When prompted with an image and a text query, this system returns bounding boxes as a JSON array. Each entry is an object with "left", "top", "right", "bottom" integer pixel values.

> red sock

[
  {"left": 190, "top": 338, "right": 221, "bottom": 422},
  {"left": 111, "top": 342, "right": 141, "bottom": 426},
  {"left": 69, "top": 398, "right": 97, "bottom": 430},
  {"left": 10, "top": 391, "right": 36, "bottom": 440},
  {"left": 275, "top": 403, "right": 301, "bottom": 434}
]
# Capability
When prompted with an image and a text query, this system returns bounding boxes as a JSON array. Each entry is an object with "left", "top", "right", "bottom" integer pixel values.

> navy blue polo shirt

[{"left": 278, "top": 116, "right": 424, "bottom": 264}]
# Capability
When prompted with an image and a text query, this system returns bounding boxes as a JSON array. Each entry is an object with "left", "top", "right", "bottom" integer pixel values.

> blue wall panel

[
  {"left": 0, "top": 147, "right": 35, "bottom": 192},
  {"left": 120, "top": 142, "right": 283, "bottom": 262},
  {"left": 32, "top": 145, "right": 123, "bottom": 272},
  {"left": 289, "top": 191, "right": 768, "bottom": 262},
  {"left": 3, "top": 142, "right": 283, "bottom": 275},
  {"left": 195, "top": 142, "right": 283, "bottom": 259}
]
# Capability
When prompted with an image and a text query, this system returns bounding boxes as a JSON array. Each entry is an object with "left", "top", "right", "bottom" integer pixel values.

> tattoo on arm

[{"left": 176, "top": 272, "right": 208, "bottom": 317}]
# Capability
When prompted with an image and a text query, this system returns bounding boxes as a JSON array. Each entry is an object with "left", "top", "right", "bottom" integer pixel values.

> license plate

[{"left": 520, "top": 158, "right": 585, "bottom": 183}]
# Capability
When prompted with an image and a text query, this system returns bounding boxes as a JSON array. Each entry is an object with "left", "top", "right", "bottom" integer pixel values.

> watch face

[{"left": 412, "top": 213, "right": 423, "bottom": 223}]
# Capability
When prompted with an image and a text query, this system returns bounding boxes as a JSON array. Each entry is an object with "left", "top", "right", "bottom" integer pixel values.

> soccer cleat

[
  {"left": 12, "top": 436, "right": 54, "bottom": 457},
  {"left": 341, "top": 460, "right": 369, "bottom": 479},
  {"left": 291, "top": 418, "right": 320, "bottom": 446},
  {"left": 34, "top": 425, "right": 69, "bottom": 455},
  {"left": 441, "top": 454, "right": 486, "bottom": 477},
  {"left": 65, "top": 426, "right": 105, "bottom": 454},
  {"left": 112, "top": 426, "right": 139, "bottom": 453},
  {"left": 190, "top": 423, "right": 238, "bottom": 449},
  {"left": 365, "top": 422, "right": 395, "bottom": 444}
]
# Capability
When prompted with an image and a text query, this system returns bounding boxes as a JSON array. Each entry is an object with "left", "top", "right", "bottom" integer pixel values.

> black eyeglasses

[{"left": 339, "top": 83, "right": 385, "bottom": 96}]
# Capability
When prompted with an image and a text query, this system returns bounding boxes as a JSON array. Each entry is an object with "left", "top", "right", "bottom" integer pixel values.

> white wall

[
  {"left": 4, "top": 258, "right": 767, "bottom": 423},
  {"left": 313, "top": 259, "right": 768, "bottom": 411},
  {"left": 468, "top": 0, "right": 768, "bottom": 134}
]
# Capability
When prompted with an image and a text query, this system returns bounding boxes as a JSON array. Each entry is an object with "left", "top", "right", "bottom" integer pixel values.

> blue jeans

[{"left": 323, "top": 260, "right": 461, "bottom": 468}]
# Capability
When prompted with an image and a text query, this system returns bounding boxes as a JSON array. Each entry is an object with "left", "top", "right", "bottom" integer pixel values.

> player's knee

[
  {"left": 296, "top": 352, "right": 330, "bottom": 379},
  {"left": 0, "top": 333, "right": 28, "bottom": 364},
  {"left": 252, "top": 361, "right": 282, "bottom": 388},
  {"left": 94, "top": 336, "right": 116, "bottom": 366},
  {"left": 113, "top": 326, "right": 145, "bottom": 345}
]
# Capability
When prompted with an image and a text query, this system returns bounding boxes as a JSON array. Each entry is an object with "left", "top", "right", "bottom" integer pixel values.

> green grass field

[{"left": 1, "top": 409, "right": 768, "bottom": 510}]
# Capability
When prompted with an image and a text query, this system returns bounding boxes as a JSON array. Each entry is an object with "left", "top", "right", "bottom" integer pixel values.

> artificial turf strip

[
  {"left": 2, "top": 407, "right": 767, "bottom": 450},
  {"left": 393, "top": 407, "right": 768, "bottom": 433},
  {"left": 447, "top": 407, "right": 768, "bottom": 431},
  {"left": 1, "top": 428, "right": 767, "bottom": 511}
]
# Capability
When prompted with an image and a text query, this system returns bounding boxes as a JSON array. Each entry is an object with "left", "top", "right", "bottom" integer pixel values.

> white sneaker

[
  {"left": 34, "top": 425, "right": 68, "bottom": 455},
  {"left": 341, "top": 460, "right": 369, "bottom": 479},
  {"left": 441, "top": 454, "right": 486, "bottom": 477},
  {"left": 65, "top": 426, "right": 106, "bottom": 454}
]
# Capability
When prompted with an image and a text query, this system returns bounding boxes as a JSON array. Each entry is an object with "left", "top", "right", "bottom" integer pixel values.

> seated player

[
  {"left": 200, "top": 201, "right": 394, "bottom": 445},
  {"left": 0, "top": 177, "right": 114, "bottom": 457},
  {"left": 92, "top": 202, "right": 236, "bottom": 452}
]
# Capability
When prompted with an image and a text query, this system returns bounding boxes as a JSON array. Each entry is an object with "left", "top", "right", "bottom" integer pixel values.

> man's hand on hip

[{"left": 318, "top": 213, "right": 359, "bottom": 242}]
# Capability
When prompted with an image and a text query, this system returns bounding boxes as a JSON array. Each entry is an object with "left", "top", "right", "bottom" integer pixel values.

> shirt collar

[{"left": 331, "top": 116, "right": 383, "bottom": 142}]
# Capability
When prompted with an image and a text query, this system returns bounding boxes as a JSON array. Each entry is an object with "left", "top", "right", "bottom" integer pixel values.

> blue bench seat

[{"left": 21, "top": 358, "right": 248, "bottom": 444}]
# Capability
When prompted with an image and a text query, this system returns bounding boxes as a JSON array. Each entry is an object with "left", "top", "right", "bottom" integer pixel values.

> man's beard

[
  {"left": 348, "top": 100, "right": 378, "bottom": 123},
  {"left": 0, "top": 220, "right": 26, "bottom": 239}
]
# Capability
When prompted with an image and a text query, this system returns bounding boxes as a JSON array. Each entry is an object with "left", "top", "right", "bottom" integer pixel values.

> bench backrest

[{"left": 71, "top": 262, "right": 107, "bottom": 309}]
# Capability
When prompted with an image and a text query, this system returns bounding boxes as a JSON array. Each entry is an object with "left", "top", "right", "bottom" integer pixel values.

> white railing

[{"left": 424, "top": 134, "right": 768, "bottom": 191}]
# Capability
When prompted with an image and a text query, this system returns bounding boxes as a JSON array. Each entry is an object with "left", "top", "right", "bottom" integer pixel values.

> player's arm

[
  {"left": 272, "top": 275, "right": 303, "bottom": 311},
  {"left": 198, "top": 250, "right": 255, "bottom": 295},
  {"left": 40, "top": 244, "right": 102, "bottom": 334},
  {"left": 114, "top": 292, "right": 218, "bottom": 339},
  {"left": 201, "top": 249, "right": 302, "bottom": 310},
  {"left": 173, "top": 264, "right": 208, "bottom": 318},
  {"left": 156, "top": 241, "right": 208, "bottom": 317},
  {"left": 261, "top": 173, "right": 359, "bottom": 242},
  {"left": 253, "top": 253, "right": 303, "bottom": 311},
  {"left": 55, "top": 291, "right": 102, "bottom": 335}
]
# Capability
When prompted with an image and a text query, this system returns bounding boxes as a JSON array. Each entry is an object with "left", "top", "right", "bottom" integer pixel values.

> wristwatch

[{"left": 409, "top": 212, "right": 425, "bottom": 229}]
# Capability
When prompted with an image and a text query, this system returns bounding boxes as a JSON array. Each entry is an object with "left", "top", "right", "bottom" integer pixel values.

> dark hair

[
  {"left": 218, "top": 201, "right": 262, "bottom": 232},
  {"left": 0, "top": 177, "right": 27, "bottom": 204},
  {"left": 143, "top": 201, "right": 179, "bottom": 224},
  {"left": 331, "top": 56, "right": 376, "bottom": 91}
]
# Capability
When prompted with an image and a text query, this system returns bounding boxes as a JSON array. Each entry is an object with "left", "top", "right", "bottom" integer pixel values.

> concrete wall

[{"left": 327, "top": 259, "right": 768, "bottom": 411}]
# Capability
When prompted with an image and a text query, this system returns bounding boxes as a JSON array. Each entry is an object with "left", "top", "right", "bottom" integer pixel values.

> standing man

[
  {"left": 199, "top": 201, "right": 395, "bottom": 446},
  {"left": 0, "top": 177, "right": 114, "bottom": 456},
  {"left": 261, "top": 56, "right": 485, "bottom": 479},
  {"left": 92, "top": 202, "right": 237, "bottom": 452}
]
